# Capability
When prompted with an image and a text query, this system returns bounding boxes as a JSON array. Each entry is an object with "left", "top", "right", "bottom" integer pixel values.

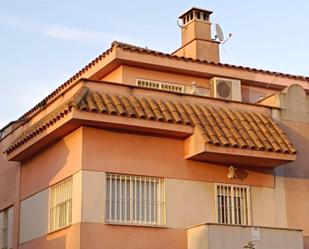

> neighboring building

[{"left": 0, "top": 7, "right": 309, "bottom": 249}]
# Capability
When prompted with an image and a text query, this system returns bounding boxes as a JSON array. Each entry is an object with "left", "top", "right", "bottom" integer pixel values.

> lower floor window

[
  {"left": 49, "top": 177, "right": 72, "bottom": 232},
  {"left": 216, "top": 184, "right": 250, "bottom": 225},
  {"left": 0, "top": 207, "right": 13, "bottom": 249},
  {"left": 105, "top": 173, "right": 165, "bottom": 225}
]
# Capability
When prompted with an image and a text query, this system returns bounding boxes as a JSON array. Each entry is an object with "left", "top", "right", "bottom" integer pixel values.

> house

[{"left": 0, "top": 7, "right": 309, "bottom": 249}]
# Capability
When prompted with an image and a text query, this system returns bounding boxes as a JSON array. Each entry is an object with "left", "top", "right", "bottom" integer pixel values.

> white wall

[
  {"left": 251, "top": 169, "right": 288, "bottom": 228},
  {"left": 20, "top": 189, "right": 49, "bottom": 243},
  {"left": 8, "top": 207, "right": 13, "bottom": 249},
  {"left": 72, "top": 171, "right": 82, "bottom": 225},
  {"left": 165, "top": 178, "right": 216, "bottom": 228},
  {"left": 81, "top": 171, "right": 106, "bottom": 223},
  {"left": 188, "top": 224, "right": 303, "bottom": 249}
]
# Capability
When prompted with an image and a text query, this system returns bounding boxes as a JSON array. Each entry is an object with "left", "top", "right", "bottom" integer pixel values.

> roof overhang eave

[
  {"left": 5, "top": 109, "right": 193, "bottom": 162},
  {"left": 185, "top": 131, "right": 296, "bottom": 169}
]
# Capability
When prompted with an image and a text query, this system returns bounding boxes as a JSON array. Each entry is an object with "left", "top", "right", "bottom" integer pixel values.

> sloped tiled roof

[
  {"left": 15, "top": 41, "right": 309, "bottom": 124},
  {"left": 6, "top": 87, "right": 297, "bottom": 155},
  {"left": 5, "top": 102, "right": 74, "bottom": 155}
]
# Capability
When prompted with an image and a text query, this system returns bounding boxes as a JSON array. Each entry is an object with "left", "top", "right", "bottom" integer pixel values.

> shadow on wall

[
  {"left": 304, "top": 236, "right": 309, "bottom": 249},
  {"left": 21, "top": 139, "right": 70, "bottom": 198},
  {"left": 281, "top": 121, "right": 309, "bottom": 179},
  {"left": 20, "top": 128, "right": 82, "bottom": 199},
  {"left": 19, "top": 227, "right": 71, "bottom": 249}
]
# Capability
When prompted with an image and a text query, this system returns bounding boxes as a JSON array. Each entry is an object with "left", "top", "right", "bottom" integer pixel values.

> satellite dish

[
  {"left": 177, "top": 19, "right": 184, "bottom": 28},
  {"left": 215, "top": 23, "right": 224, "bottom": 42}
]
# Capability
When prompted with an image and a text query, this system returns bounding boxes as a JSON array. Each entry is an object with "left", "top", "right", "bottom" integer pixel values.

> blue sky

[{"left": 1, "top": 0, "right": 309, "bottom": 128}]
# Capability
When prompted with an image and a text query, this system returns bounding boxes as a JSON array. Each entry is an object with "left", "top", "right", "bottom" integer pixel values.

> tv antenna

[{"left": 213, "top": 23, "right": 232, "bottom": 44}]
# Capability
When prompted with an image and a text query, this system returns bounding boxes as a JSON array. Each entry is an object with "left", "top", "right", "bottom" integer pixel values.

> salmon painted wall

[
  {"left": 82, "top": 126, "right": 274, "bottom": 187},
  {"left": 241, "top": 84, "right": 276, "bottom": 103},
  {"left": 80, "top": 223, "right": 187, "bottom": 249},
  {"left": 102, "top": 65, "right": 123, "bottom": 83},
  {"left": 101, "top": 64, "right": 276, "bottom": 104},
  {"left": 0, "top": 128, "right": 21, "bottom": 209},
  {"left": 102, "top": 65, "right": 210, "bottom": 88},
  {"left": 18, "top": 222, "right": 186, "bottom": 249},
  {"left": 20, "top": 127, "right": 83, "bottom": 199},
  {"left": 19, "top": 223, "right": 81, "bottom": 249}
]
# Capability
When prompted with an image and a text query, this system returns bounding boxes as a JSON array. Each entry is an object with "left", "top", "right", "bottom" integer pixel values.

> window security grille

[
  {"left": 49, "top": 177, "right": 72, "bottom": 232},
  {"left": 1, "top": 209, "right": 8, "bottom": 249},
  {"left": 215, "top": 184, "right": 250, "bottom": 225},
  {"left": 106, "top": 174, "right": 165, "bottom": 225}
]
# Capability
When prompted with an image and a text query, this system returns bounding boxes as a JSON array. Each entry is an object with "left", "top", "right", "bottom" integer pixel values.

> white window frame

[
  {"left": 0, "top": 209, "right": 8, "bottom": 249},
  {"left": 0, "top": 206, "right": 12, "bottom": 249},
  {"left": 105, "top": 173, "right": 166, "bottom": 226},
  {"left": 214, "top": 183, "right": 251, "bottom": 226},
  {"left": 48, "top": 177, "right": 73, "bottom": 232}
]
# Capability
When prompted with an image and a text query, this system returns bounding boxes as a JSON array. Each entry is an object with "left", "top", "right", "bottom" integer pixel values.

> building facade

[{"left": 0, "top": 7, "right": 309, "bottom": 249}]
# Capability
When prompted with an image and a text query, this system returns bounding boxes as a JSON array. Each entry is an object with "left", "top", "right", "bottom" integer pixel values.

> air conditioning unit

[{"left": 210, "top": 77, "right": 242, "bottom": 101}]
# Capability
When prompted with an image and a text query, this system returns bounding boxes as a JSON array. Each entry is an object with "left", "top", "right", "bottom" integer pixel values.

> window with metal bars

[
  {"left": 49, "top": 177, "right": 72, "bottom": 232},
  {"left": 215, "top": 184, "right": 250, "bottom": 225},
  {"left": 0, "top": 209, "right": 8, "bottom": 249},
  {"left": 105, "top": 173, "right": 165, "bottom": 225}
]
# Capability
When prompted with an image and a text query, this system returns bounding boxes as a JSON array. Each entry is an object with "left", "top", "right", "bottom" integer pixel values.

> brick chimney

[{"left": 172, "top": 7, "right": 220, "bottom": 63}]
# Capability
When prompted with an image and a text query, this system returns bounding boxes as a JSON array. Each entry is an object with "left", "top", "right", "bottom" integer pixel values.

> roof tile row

[
  {"left": 6, "top": 87, "right": 297, "bottom": 156},
  {"left": 75, "top": 87, "right": 296, "bottom": 154}
]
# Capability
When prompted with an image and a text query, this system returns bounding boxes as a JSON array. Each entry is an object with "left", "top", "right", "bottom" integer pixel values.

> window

[
  {"left": 49, "top": 177, "right": 72, "bottom": 232},
  {"left": 1, "top": 209, "right": 8, "bottom": 249},
  {"left": 105, "top": 173, "right": 165, "bottom": 225},
  {"left": 215, "top": 184, "right": 250, "bottom": 225},
  {"left": 0, "top": 207, "right": 12, "bottom": 249}
]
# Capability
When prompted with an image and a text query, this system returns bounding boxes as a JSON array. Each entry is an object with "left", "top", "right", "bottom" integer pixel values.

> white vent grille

[
  {"left": 49, "top": 177, "right": 72, "bottom": 232},
  {"left": 215, "top": 184, "right": 250, "bottom": 225},
  {"left": 136, "top": 79, "right": 185, "bottom": 93},
  {"left": 210, "top": 77, "right": 242, "bottom": 101},
  {"left": 106, "top": 173, "right": 165, "bottom": 226}
]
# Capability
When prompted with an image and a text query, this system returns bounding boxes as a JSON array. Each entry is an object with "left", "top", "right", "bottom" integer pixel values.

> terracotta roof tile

[
  {"left": 5, "top": 103, "right": 73, "bottom": 155},
  {"left": 166, "top": 101, "right": 182, "bottom": 124},
  {"left": 139, "top": 98, "right": 155, "bottom": 120},
  {"left": 5, "top": 87, "right": 297, "bottom": 156},
  {"left": 75, "top": 87, "right": 296, "bottom": 154}
]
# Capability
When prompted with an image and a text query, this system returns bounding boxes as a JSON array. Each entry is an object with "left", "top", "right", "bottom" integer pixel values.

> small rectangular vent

[{"left": 136, "top": 79, "right": 185, "bottom": 93}]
